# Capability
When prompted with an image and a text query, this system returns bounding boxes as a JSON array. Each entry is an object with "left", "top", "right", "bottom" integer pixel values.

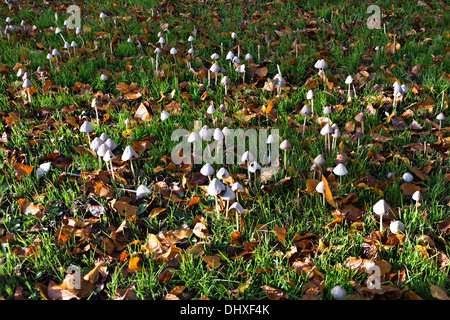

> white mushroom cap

[
  {"left": 161, "top": 110, "right": 170, "bottom": 121},
  {"left": 389, "top": 220, "right": 405, "bottom": 235},
  {"left": 210, "top": 63, "right": 220, "bottom": 73},
  {"left": 136, "top": 185, "right": 151, "bottom": 199},
  {"left": 231, "top": 32, "right": 237, "bottom": 39},
  {"left": 330, "top": 286, "right": 347, "bottom": 300},
  {"left": 80, "top": 120, "right": 94, "bottom": 133},
  {"left": 241, "top": 151, "right": 254, "bottom": 163},
  {"left": 55, "top": 27, "right": 62, "bottom": 34},
  {"left": 64, "top": 41, "right": 70, "bottom": 49},
  {"left": 314, "top": 154, "right": 325, "bottom": 166},
  {"left": 99, "top": 12, "right": 107, "bottom": 19},
  {"left": 273, "top": 73, "right": 286, "bottom": 88},
  {"left": 231, "top": 182, "right": 243, "bottom": 193},
  {"left": 332, "top": 163, "right": 348, "bottom": 176},
  {"left": 248, "top": 161, "right": 261, "bottom": 173},
  {"left": 199, "top": 125, "right": 212, "bottom": 141},
  {"left": 323, "top": 106, "right": 332, "bottom": 115},
  {"left": 100, "top": 74, "right": 108, "bottom": 81},
  {"left": 188, "top": 47, "right": 194, "bottom": 55},
  {"left": 213, "top": 128, "right": 224, "bottom": 141},
  {"left": 169, "top": 47, "right": 178, "bottom": 55},
  {"left": 280, "top": 140, "right": 292, "bottom": 151},
  {"left": 75, "top": 27, "right": 82, "bottom": 35},
  {"left": 211, "top": 53, "right": 220, "bottom": 60},
  {"left": 22, "top": 79, "right": 33, "bottom": 89},
  {"left": 320, "top": 123, "right": 333, "bottom": 135},
  {"left": 373, "top": 199, "right": 389, "bottom": 216},
  {"left": 155, "top": 48, "right": 161, "bottom": 54},
  {"left": 244, "top": 53, "right": 253, "bottom": 61},
  {"left": 316, "top": 181, "right": 325, "bottom": 194},
  {"left": 266, "top": 134, "right": 275, "bottom": 144},
  {"left": 103, "top": 149, "right": 116, "bottom": 162},
  {"left": 216, "top": 167, "right": 230, "bottom": 180},
  {"left": 70, "top": 41, "right": 77, "bottom": 47},
  {"left": 104, "top": 138, "right": 117, "bottom": 150},
  {"left": 6, "top": 17, "right": 12, "bottom": 24},
  {"left": 402, "top": 172, "right": 413, "bottom": 183},
  {"left": 96, "top": 143, "right": 110, "bottom": 157},
  {"left": 221, "top": 76, "right": 231, "bottom": 86},
  {"left": 207, "top": 178, "right": 225, "bottom": 196},
  {"left": 226, "top": 51, "right": 234, "bottom": 60},
  {"left": 412, "top": 190, "right": 423, "bottom": 202},
  {"left": 37, "top": 162, "right": 52, "bottom": 177},
  {"left": 306, "top": 89, "right": 315, "bottom": 99},
  {"left": 400, "top": 84, "right": 408, "bottom": 94},
  {"left": 207, "top": 104, "right": 216, "bottom": 114},
  {"left": 188, "top": 35, "right": 194, "bottom": 42},
  {"left": 99, "top": 132, "right": 109, "bottom": 141},
  {"left": 314, "top": 59, "right": 328, "bottom": 69},
  {"left": 345, "top": 75, "right": 353, "bottom": 84},
  {"left": 121, "top": 146, "right": 138, "bottom": 161},
  {"left": 47, "top": 53, "right": 53, "bottom": 60},
  {"left": 200, "top": 163, "right": 214, "bottom": 177},
  {"left": 232, "top": 56, "right": 241, "bottom": 64},
  {"left": 229, "top": 202, "right": 244, "bottom": 213},
  {"left": 221, "top": 187, "right": 235, "bottom": 201},
  {"left": 222, "top": 127, "right": 232, "bottom": 137},
  {"left": 235, "top": 64, "right": 245, "bottom": 73},
  {"left": 127, "top": 36, "right": 133, "bottom": 43},
  {"left": 188, "top": 132, "right": 200, "bottom": 143},
  {"left": 17, "top": 69, "right": 25, "bottom": 78},
  {"left": 300, "top": 105, "right": 312, "bottom": 116},
  {"left": 51, "top": 49, "right": 60, "bottom": 56},
  {"left": 436, "top": 113, "right": 445, "bottom": 121},
  {"left": 158, "top": 36, "right": 165, "bottom": 44},
  {"left": 90, "top": 137, "right": 103, "bottom": 152}
]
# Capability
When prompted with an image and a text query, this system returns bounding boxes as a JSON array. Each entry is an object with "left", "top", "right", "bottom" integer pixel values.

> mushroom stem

[
  {"left": 380, "top": 214, "right": 383, "bottom": 233},
  {"left": 86, "top": 133, "right": 91, "bottom": 146},
  {"left": 284, "top": 150, "right": 287, "bottom": 170},
  {"left": 98, "top": 155, "right": 102, "bottom": 169},
  {"left": 322, "top": 193, "right": 325, "bottom": 207},
  {"left": 130, "top": 159, "right": 136, "bottom": 182},
  {"left": 236, "top": 210, "right": 240, "bottom": 232},
  {"left": 303, "top": 116, "right": 307, "bottom": 137},
  {"left": 215, "top": 195, "right": 220, "bottom": 218},
  {"left": 226, "top": 200, "right": 230, "bottom": 216},
  {"left": 109, "top": 160, "right": 114, "bottom": 181}
]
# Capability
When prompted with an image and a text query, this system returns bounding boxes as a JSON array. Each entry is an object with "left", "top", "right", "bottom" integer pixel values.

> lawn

[{"left": 0, "top": 0, "right": 449, "bottom": 301}]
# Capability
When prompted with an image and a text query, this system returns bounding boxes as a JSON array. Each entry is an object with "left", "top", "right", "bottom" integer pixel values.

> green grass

[{"left": 0, "top": 0, "right": 449, "bottom": 301}]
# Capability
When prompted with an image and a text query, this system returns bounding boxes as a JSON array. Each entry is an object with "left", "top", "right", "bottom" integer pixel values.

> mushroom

[
  {"left": 244, "top": 53, "right": 253, "bottom": 63},
  {"left": 200, "top": 163, "right": 214, "bottom": 182},
  {"left": 330, "top": 286, "right": 347, "bottom": 300},
  {"left": 46, "top": 53, "right": 53, "bottom": 67},
  {"left": 207, "top": 178, "right": 226, "bottom": 217},
  {"left": 161, "top": 110, "right": 170, "bottom": 121},
  {"left": 97, "top": 143, "right": 111, "bottom": 170},
  {"left": 313, "top": 154, "right": 326, "bottom": 179},
  {"left": 280, "top": 139, "right": 292, "bottom": 170},
  {"left": 412, "top": 190, "right": 423, "bottom": 214},
  {"left": 64, "top": 41, "right": 71, "bottom": 57},
  {"left": 103, "top": 149, "right": 116, "bottom": 181},
  {"left": 241, "top": 151, "right": 254, "bottom": 181},
  {"left": 235, "top": 64, "right": 246, "bottom": 83},
  {"left": 314, "top": 59, "right": 328, "bottom": 88},
  {"left": 199, "top": 125, "right": 212, "bottom": 141},
  {"left": 121, "top": 146, "right": 139, "bottom": 182},
  {"left": 300, "top": 104, "right": 312, "bottom": 137},
  {"left": 229, "top": 201, "right": 244, "bottom": 231},
  {"left": 80, "top": 120, "right": 94, "bottom": 146},
  {"left": 55, "top": 26, "right": 65, "bottom": 43},
  {"left": 70, "top": 41, "right": 77, "bottom": 56},
  {"left": 323, "top": 106, "right": 332, "bottom": 119},
  {"left": 22, "top": 79, "right": 34, "bottom": 102},
  {"left": 188, "top": 35, "right": 194, "bottom": 47},
  {"left": 331, "top": 126, "right": 341, "bottom": 153},
  {"left": 209, "top": 63, "right": 220, "bottom": 86},
  {"left": 221, "top": 187, "right": 236, "bottom": 215},
  {"left": 136, "top": 184, "right": 151, "bottom": 199},
  {"left": 226, "top": 51, "right": 234, "bottom": 68},
  {"left": 221, "top": 75, "right": 231, "bottom": 96},
  {"left": 373, "top": 199, "right": 390, "bottom": 233},
  {"left": 90, "top": 137, "right": 104, "bottom": 168},
  {"left": 213, "top": 127, "right": 224, "bottom": 142},
  {"left": 91, "top": 98, "right": 101, "bottom": 125},
  {"left": 355, "top": 129, "right": 364, "bottom": 150},
  {"left": 51, "top": 48, "right": 60, "bottom": 63},
  {"left": 389, "top": 220, "right": 405, "bottom": 235},
  {"left": 216, "top": 167, "right": 230, "bottom": 180},
  {"left": 320, "top": 123, "right": 332, "bottom": 154},
  {"left": 100, "top": 74, "right": 108, "bottom": 81},
  {"left": 355, "top": 112, "right": 366, "bottom": 134},
  {"left": 402, "top": 172, "right": 413, "bottom": 183},
  {"left": 306, "top": 90, "right": 315, "bottom": 115},
  {"left": 345, "top": 76, "right": 353, "bottom": 103},
  {"left": 436, "top": 113, "right": 445, "bottom": 137},
  {"left": 316, "top": 181, "right": 326, "bottom": 207},
  {"left": 104, "top": 138, "right": 117, "bottom": 151},
  {"left": 154, "top": 47, "right": 161, "bottom": 73},
  {"left": 266, "top": 134, "right": 275, "bottom": 164},
  {"left": 231, "top": 182, "right": 244, "bottom": 202},
  {"left": 248, "top": 161, "right": 261, "bottom": 186},
  {"left": 273, "top": 65, "right": 286, "bottom": 96},
  {"left": 333, "top": 163, "right": 348, "bottom": 189},
  {"left": 169, "top": 47, "right": 177, "bottom": 64},
  {"left": 207, "top": 102, "right": 216, "bottom": 119}
]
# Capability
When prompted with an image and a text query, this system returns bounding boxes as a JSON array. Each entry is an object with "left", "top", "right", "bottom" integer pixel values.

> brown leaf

[
  {"left": 430, "top": 283, "right": 450, "bottom": 300},
  {"left": 273, "top": 225, "right": 286, "bottom": 244},
  {"left": 202, "top": 255, "right": 221, "bottom": 268},
  {"left": 134, "top": 103, "right": 151, "bottom": 122}
]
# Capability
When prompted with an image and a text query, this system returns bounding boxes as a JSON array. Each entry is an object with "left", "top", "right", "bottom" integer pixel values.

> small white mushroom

[
  {"left": 80, "top": 120, "right": 94, "bottom": 145},
  {"left": 200, "top": 163, "right": 214, "bottom": 182},
  {"left": 389, "top": 220, "right": 405, "bottom": 235},
  {"left": 136, "top": 184, "right": 151, "bottom": 199},
  {"left": 402, "top": 172, "right": 413, "bottom": 183},
  {"left": 280, "top": 140, "right": 292, "bottom": 170},
  {"left": 330, "top": 286, "right": 347, "bottom": 300},
  {"left": 161, "top": 110, "right": 170, "bottom": 121},
  {"left": 121, "top": 146, "right": 139, "bottom": 181},
  {"left": 216, "top": 167, "right": 230, "bottom": 180},
  {"left": 373, "top": 199, "right": 390, "bottom": 233},
  {"left": 316, "top": 181, "right": 326, "bottom": 207},
  {"left": 207, "top": 178, "right": 226, "bottom": 217},
  {"left": 333, "top": 163, "right": 348, "bottom": 189},
  {"left": 103, "top": 149, "right": 116, "bottom": 181}
]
